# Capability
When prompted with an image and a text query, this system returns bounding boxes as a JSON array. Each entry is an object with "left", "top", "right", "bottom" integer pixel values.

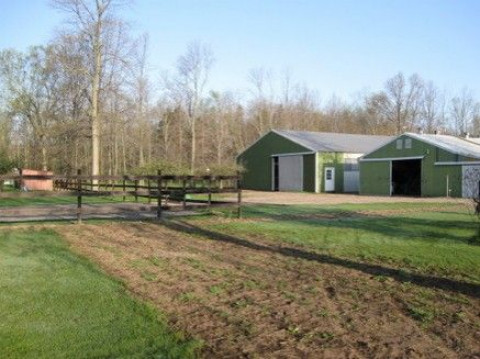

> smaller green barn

[
  {"left": 359, "top": 133, "right": 480, "bottom": 198},
  {"left": 238, "top": 130, "right": 391, "bottom": 193}
]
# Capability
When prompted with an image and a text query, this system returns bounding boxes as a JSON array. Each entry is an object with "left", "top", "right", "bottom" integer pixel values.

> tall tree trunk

[
  {"left": 190, "top": 117, "right": 196, "bottom": 174},
  {"left": 91, "top": 10, "right": 102, "bottom": 184},
  {"left": 40, "top": 133, "right": 47, "bottom": 171},
  {"left": 121, "top": 127, "right": 126, "bottom": 174}
]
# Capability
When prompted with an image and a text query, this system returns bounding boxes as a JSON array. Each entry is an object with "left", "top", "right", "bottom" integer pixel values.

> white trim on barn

[
  {"left": 270, "top": 151, "right": 315, "bottom": 157},
  {"left": 436, "top": 161, "right": 480, "bottom": 166},
  {"left": 360, "top": 156, "right": 425, "bottom": 162}
]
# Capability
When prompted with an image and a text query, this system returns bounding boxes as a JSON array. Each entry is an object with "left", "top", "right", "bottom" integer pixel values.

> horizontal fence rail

[{"left": 0, "top": 171, "right": 242, "bottom": 223}]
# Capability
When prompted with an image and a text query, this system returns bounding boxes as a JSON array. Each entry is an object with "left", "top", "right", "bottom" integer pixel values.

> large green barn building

[
  {"left": 238, "top": 130, "right": 391, "bottom": 193},
  {"left": 359, "top": 133, "right": 480, "bottom": 198}
]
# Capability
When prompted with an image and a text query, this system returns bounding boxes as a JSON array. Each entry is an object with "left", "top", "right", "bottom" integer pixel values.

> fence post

[
  {"left": 77, "top": 169, "right": 82, "bottom": 224},
  {"left": 157, "top": 170, "right": 162, "bottom": 219},
  {"left": 123, "top": 177, "right": 126, "bottom": 202},
  {"left": 208, "top": 176, "right": 212, "bottom": 208},
  {"left": 147, "top": 179, "right": 152, "bottom": 204},
  {"left": 237, "top": 171, "right": 242, "bottom": 219},
  {"left": 134, "top": 179, "right": 138, "bottom": 202},
  {"left": 182, "top": 178, "right": 187, "bottom": 210}
]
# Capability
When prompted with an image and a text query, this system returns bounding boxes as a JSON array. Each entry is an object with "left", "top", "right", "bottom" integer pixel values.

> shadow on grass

[
  {"left": 162, "top": 219, "right": 480, "bottom": 299},
  {"left": 241, "top": 204, "right": 474, "bottom": 244},
  {"left": 297, "top": 217, "right": 472, "bottom": 243}
]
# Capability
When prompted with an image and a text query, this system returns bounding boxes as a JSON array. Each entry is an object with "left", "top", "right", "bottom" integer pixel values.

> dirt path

[{"left": 55, "top": 221, "right": 480, "bottom": 358}]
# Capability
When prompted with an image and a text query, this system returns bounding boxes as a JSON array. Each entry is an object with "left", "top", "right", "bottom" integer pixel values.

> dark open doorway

[{"left": 391, "top": 159, "right": 421, "bottom": 196}]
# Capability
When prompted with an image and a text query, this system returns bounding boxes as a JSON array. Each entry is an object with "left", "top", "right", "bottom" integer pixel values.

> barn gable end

[{"left": 360, "top": 133, "right": 480, "bottom": 198}]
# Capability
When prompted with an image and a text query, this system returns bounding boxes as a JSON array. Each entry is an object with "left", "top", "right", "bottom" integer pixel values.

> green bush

[
  {"left": 0, "top": 150, "right": 15, "bottom": 174},
  {"left": 132, "top": 160, "right": 243, "bottom": 176},
  {"left": 132, "top": 160, "right": 190, "bottom": 176},
  {"left": 196, "top": 163, "right": 243, "bottom": 176}
]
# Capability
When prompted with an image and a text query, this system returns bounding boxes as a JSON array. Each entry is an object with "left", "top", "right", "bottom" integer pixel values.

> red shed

[{"left": 20, "top": 169, "right": 54, "bottom": 191}]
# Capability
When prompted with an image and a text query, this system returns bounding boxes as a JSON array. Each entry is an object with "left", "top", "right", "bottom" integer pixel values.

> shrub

[{"left": 0, "top": 150, "right": 15, "bottom": 174}]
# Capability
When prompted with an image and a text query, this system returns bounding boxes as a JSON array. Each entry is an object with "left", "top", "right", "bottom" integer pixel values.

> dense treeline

[{"left": 0, "top": 1, "right": 479, "bottom": 175}]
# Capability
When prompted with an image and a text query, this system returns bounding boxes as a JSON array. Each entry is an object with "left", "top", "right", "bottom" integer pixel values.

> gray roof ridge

[
  {"left": 274, "top": 129, "right": 392, "bottom": 153},
  {"left": 405, "top": 132, "right": 480, "bottom": 159},
  {"left": 271, "top": 129, "right": 317, "bottom": 151},
  {"left": 275, "top": 129, "right": 390, "bottom": 138}
]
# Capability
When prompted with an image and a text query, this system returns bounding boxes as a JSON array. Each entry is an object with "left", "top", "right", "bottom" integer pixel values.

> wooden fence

[{"left": 0, "top": 171, "right": 242, "bottom": 223}]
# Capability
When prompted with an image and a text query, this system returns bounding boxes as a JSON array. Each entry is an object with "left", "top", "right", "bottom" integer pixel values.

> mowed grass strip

[
  {"left": 0, "top": 226, "right": 200, "bottom": 358},
  {"left": 0, "top": 194, "right": 139, "bottom": 207},
  {"left": 200, "top": 202, "right": 480, "bottom": 283}
]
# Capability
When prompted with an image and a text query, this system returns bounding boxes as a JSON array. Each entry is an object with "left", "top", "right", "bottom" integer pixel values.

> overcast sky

[{"left": 0, "top": 0, "right": 479, "bottom": 101}]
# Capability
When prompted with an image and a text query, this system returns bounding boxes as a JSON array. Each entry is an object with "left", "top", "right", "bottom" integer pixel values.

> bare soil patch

[{"left": 54, "top": 221, "right": 480, "bottom": 358}]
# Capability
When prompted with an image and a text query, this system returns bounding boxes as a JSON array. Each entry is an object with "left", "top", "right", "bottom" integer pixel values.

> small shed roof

[
  {"left": 274, "top": 130, "right": 392, "bottom": 153},
  {"left": 407, "top": 133, "right": 480, "bottom": 159}
]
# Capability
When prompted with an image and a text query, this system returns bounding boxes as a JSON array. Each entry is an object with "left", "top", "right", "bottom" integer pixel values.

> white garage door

[
  {"left": 278, "top": 155, "right": 303, "bottom": 191},
  {"left": 344, "top": 171, "right": 359, "bottom": 192},
  {"left": 343, "top": 154, "right": 362, "bottom": 193}
]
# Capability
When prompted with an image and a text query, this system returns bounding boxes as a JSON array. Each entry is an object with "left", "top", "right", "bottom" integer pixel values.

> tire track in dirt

[{"left": 55, "top": 222, "right": 479, "bottom": 358}]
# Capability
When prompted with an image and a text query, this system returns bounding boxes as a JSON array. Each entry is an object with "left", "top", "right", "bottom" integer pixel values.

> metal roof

[
  {"left": 406, "top": 133, "right": 480, "bottom": 159},
  {"left": 273, "top": 130, "right": 392, "bottom": 153}
]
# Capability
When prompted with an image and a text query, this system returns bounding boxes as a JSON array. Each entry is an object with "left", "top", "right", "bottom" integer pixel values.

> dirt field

[{"left": 55, "top": 220, "right": 480, "bottom": 358}]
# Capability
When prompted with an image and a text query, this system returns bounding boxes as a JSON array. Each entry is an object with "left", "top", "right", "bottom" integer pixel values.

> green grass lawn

[
  {"left": 0, "top": 194, "right": 149, "bottom": 207},
  {"left": 0, "top": 227, "right": 200, "bottom": 358},
  {"left": 195, "top": 202, "right": 480, "bottom": 284}
]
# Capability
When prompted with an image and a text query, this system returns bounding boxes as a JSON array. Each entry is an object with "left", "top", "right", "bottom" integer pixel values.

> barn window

[
  {"left": 405, "top": 138, "right": 412, "bottom": 149},
  {"left": 396, "top": 139, "right": 403, "bottom": 150}
]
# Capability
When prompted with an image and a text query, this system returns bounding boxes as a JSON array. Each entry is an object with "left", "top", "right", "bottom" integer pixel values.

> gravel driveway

[{"left": 231, "top": 190, "right": 462, "bottom": 205}]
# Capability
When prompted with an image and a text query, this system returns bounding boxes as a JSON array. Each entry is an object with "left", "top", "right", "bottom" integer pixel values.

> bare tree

[
  {"left": 165, "top": 41, "right": 214, "bottom": 173},
  {"left": 51, "top": 0, "right": 131, "bottom": 178},
  {"left": 449, "top": 88, "right": 480, "bottom": 135},
  {"left": 368, "top": 72, "right": 424, "bottom": 134},
  {"left": 131, "top": 34, "right": 152, "bottom": 168},
  {"left": 247, "top": 67, "right": 278, "bottom": 136},
  {"left": 420, "top": 81, "right": 445, "bottom": 133},
  {"left": 0, "top": 46, "right": 60, "bottom": 170}
]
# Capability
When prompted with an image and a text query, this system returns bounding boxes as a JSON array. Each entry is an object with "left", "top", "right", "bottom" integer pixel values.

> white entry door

[
  {"left": 324, "top": 167, "right": 335, "bottom": 192},
  {"left": 278, "top": 155, "right": 303, "bottom": 191}
]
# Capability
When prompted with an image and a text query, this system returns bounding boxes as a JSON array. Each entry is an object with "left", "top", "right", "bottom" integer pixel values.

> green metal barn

[
  {"left": 359, "top": 133, "right": 480, "bottom": 198},
  {"left": 237, "top": 130, "right": 391, "bottom": 193}
]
